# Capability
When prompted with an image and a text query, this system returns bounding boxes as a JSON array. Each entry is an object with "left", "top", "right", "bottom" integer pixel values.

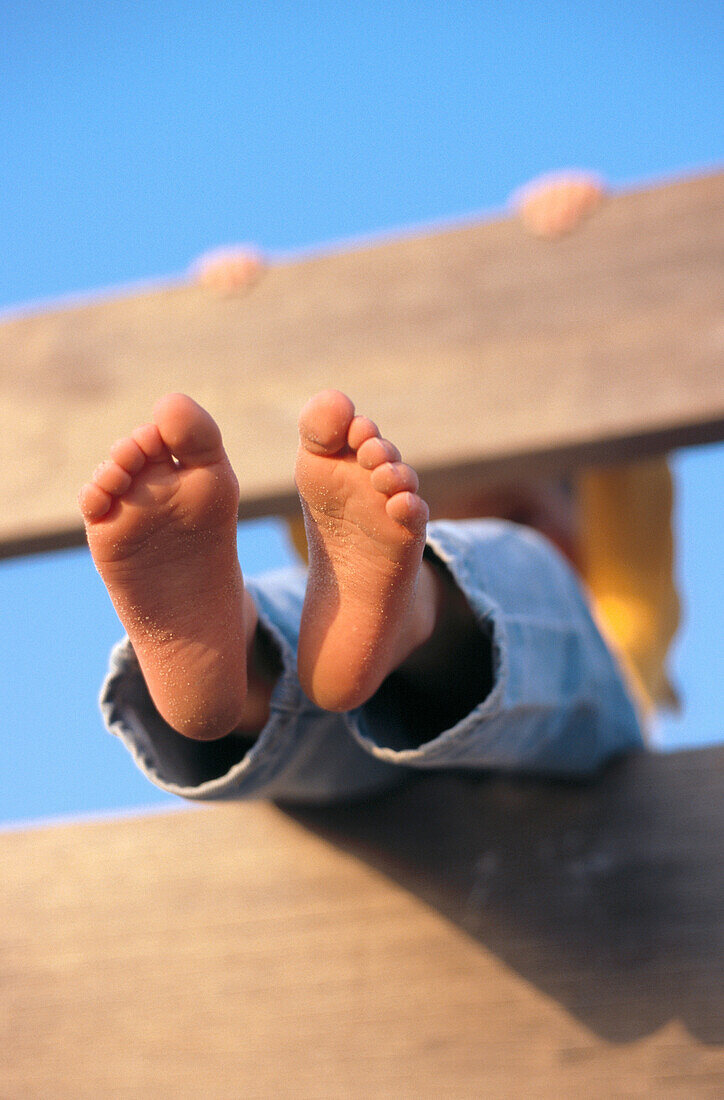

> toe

[
  {"left": 153, "top": 393, "right": 226, "bottom": 467},
  {"left": 93, "top": 460, "right": 133, "bottom": 496},
  {"left": 357, "top": 437, "right": 401, "bottom": 470},
  {"left": 298, "top": 390, "right": 356, "bottom": 455},
  {"left": 370, "top": 461, "right": 419, "bottom": 497},
  {"left": 385, "top": 491, "right": 429, "bottom": 532},
  {"left": 79, "top": 482, "right": 113, "bottom": 521},
  {"left": 110, "top": 436, "right": 146, "bottom": 476},
  {"left": 348, "top": 415, "right": 379, "bottom": 451},
  {"left": 132, "top": 423, "right": 169, "bottom": 461}
]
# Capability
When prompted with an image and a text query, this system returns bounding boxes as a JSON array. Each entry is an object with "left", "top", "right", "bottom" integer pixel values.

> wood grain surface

[
  {"left": 1, "top": 170, "right": 722, "bottom": 558},
  {"left": 2, "top": 746, "right": 722, "bottom": 1098}
]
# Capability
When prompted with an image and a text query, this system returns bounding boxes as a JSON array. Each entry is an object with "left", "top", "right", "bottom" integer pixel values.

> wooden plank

[
  {"left": 1, "top": 170, "right": 722, "bottom": 559},
  {"left": 2, "top": 746, "right": 722, "bottom": 1098}
]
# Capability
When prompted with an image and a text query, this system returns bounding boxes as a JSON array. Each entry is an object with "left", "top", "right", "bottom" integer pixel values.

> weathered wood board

[
  {"left": 1, "top": 170, "right": 722, "bottom": 558},
  {"left": 2, "top": 746, "right": 723, "bottom": 1097}
]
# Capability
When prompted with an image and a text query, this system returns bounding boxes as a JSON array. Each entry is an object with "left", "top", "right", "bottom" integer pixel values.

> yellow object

[
  {"left": 510, "top": 168, "right": 680, "bottom": 719},
  {"left": 286, "top": 513, "right": 309, "bottom": 564},
  {"left": 576, "top": 458, "right": 680, "bottom": 720}
]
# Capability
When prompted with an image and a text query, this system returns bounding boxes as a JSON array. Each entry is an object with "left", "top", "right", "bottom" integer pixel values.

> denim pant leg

[
  {"left": 346, "top": 520, "right": 644, "bottom": 779},
  {"left": 100, "top": 520, "right": 644, "bottom": 805},
  {"left": 100, "top": 563, "right": 405, "bottom": 805}
]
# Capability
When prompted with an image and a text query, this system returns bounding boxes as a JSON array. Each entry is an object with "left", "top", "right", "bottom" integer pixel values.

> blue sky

[{"left": 1, "top": 2, "right": 722, "bottom": 826}]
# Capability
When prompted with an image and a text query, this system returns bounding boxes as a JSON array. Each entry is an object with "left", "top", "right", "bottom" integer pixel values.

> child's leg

[{"left": 79, "top": 394, "right": 274, "bottom": 740}]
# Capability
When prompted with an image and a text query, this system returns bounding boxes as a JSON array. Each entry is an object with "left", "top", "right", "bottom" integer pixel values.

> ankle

[
  {"left": 389, "top": 559, "right": 443, "bottom": 672},
  {"left": 397, "top": 556, "right": 467, "bottom": 676},
  {"left": 413, "top": 559, "right": 444, "bottom": 647},
  {"left": 233, "top": 593, "right": 280, "bottom": 734}
]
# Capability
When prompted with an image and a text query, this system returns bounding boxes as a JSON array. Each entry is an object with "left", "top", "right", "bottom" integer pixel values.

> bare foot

[
  {"left": 79, "top": 394, "right": 268, "bottom": 740},
  {"left": 295, "top": 390, "right": 434, "bottom": 711}
]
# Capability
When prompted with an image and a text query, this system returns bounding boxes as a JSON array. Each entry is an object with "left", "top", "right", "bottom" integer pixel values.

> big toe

[
  {"left": 298, "top": 390, "right": 356, "bottom": 456},
  {"left": 152, "top": 393, "right": 225, "bottom": 466}
]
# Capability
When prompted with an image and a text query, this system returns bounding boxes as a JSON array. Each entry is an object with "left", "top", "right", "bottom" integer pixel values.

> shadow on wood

[
  {"left": 2, "top": 747, "right": 722, "bottom": 1096},
  {"left": 285, "top": 745, "right": 724, "bottom": 1047}
]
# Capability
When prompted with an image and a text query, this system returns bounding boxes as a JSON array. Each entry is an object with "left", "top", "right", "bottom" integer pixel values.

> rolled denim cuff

[
  {"left": 346, "top": 520, "right": 644, "bottom": 778},
  {"left": 100, "top": 567, "right": 404, "bottom": 804}
]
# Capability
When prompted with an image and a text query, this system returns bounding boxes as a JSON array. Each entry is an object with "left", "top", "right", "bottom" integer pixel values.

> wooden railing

[
  {"left": 2, "top": 747, "right": 722, "bottom": 1096},
  {"left": 0, "top": 170, "right": 722, "bottom": 558},
  {"left": 1, "top": 170, "right": 722, "bottom": 1095}
]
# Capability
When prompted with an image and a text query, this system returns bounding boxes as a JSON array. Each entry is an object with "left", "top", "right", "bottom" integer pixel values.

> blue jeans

[{"left": 100, "top": 520, "right": 644, "bottom": 804}]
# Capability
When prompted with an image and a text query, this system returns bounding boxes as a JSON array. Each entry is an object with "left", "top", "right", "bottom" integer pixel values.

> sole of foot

[
  {"left": 79, "top": 393, "right": 253, "bottom": 740},
  {"left": 294, "top": 389, "right": 432, "bottom": 711}
]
